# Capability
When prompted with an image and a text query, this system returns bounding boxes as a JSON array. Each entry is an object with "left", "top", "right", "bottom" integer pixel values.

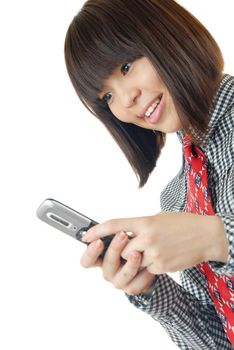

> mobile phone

[{"left": 36, "top": 198, "right": 115, "bottom": 257}]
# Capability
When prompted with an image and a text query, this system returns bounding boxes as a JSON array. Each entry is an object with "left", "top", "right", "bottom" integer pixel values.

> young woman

[{"left": 64, "top": 0, "right": 234, "bottom": 348}]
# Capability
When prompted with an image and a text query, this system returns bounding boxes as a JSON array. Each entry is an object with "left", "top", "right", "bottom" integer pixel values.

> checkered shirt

[{"left": 127, "top": 74, "right": 234, "bottom": 349}]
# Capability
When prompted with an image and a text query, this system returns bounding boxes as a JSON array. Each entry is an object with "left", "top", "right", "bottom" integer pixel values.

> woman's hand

[
  {"left": 83, "top": 212, "right": 228, "bottom": 274},
  {"left": 80, "top": 231, "right": 156, "bottom": 295}
]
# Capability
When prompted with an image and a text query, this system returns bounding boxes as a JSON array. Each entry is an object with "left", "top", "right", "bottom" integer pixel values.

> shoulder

[
  {"left": 210, "top": 73, "right": 234, "bottom": 136},
  {"left": 205, "top": 74, "right": 234, "bottom": 177}
]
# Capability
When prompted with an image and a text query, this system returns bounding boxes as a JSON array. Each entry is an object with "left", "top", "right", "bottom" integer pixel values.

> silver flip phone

[{"left": 36, "top": 198, "right": 115, "bottom": 257}]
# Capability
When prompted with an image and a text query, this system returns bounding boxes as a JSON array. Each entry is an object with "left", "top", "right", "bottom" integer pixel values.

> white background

[{"left": 0, "top": 1, "right": 233, "bottom": 349}]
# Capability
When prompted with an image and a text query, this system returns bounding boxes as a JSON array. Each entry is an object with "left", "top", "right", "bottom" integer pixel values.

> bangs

[{"left": 64, "top": 2, "right": 142, "bottom": 107}]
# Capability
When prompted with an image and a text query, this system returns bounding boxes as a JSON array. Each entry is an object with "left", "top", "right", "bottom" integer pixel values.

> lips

[
  {"left": 140, "top": 94, "right": 163, "bottom": 118},
  {"left": 145, "top": 94, "right": 164, "bottom": 125}
]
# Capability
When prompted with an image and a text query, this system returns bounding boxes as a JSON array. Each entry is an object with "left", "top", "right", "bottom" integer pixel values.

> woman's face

[{"left": 99, "top": 57, "right": 183, "bottom": 133}]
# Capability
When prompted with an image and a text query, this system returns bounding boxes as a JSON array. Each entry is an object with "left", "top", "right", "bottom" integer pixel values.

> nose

[{"left": 118, "top": 85, "right": 141, "bottom": 108}]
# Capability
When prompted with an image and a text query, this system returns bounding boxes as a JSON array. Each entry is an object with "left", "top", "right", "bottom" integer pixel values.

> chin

[
  {"left": 165, "top": 127, "right": 182, "bottom": 134},
  {"left": 161, "top": 121, "right": 183, "bottom": 134}
]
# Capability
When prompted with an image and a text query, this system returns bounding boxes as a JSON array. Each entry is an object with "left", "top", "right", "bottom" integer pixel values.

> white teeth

[{"left": 145, "top": 98, "right": 161, "bottom": 118}]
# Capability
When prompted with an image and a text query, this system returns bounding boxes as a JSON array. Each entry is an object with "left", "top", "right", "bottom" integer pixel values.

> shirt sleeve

[
  {"left": 126, "top": 274, "right": 232, "bottom": 349},
  {"left": 210, "top": 165, "right": 234, "bottom": 275}
]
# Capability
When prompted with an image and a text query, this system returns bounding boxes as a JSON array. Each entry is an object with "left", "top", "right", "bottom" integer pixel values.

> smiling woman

[
  {"left": 64, "top": 0, "right": 234, "bottom": 349},
  {"left": 64, "top": 0, "right": 223, "bottom": 187}
]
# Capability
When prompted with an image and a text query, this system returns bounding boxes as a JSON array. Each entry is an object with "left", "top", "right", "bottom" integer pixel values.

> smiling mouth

[{"left": 145, "top": 95, "right": 162, "bottom": 118}]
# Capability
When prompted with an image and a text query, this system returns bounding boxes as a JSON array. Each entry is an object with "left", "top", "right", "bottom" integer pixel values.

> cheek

[
  {"left": 110, "top": 105, "right": 127, "bottom": 122},
  {"left": 140, "top": 66, "right": 163, "bottom": 89},
  {"left": 168, "top": 98, "right": 179, "bottom": 118}
]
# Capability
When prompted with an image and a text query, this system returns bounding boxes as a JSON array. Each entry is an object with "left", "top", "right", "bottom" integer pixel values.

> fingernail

[
  {"left": 92, "top": 239, "right": 102, "bottom": 250},
  {"left": 130, "top": 252, "right": 140, "bottom": 263},
  {"left": 117, "top": 231, "right": 126, "bottom": 241},
  {"left": 82, "top": 232, "right": 91, "bottom": 242}
]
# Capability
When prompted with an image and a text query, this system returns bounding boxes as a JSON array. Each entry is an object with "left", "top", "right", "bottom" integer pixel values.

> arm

[
  {"left": 210, "top": 165, "right": 234, "bottom": 275},
  {"left": 127, "top": 274, "right": 231, "bottom": 350},
  {"left": 81, "top": 224, "right": 231, "bottom": 349}
]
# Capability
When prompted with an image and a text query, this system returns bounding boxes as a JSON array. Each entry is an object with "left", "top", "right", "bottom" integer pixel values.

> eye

[
  {"left": 102, "top": 92, "right": 113, "bottom": 104},
  {"left": 121, "top": 62, "right": 131, "bottom": 75}
]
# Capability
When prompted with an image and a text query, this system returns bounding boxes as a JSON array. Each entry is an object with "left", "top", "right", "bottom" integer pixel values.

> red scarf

[{"left": 184, "top": 135, "right": 234, "bottom": 346}]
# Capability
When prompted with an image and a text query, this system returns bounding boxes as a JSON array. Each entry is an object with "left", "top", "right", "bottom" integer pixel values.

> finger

[
  {"left": 83, "top": 216, "right": 153, "bottom": 243},
  {"left": 121, "top": 235, "right": 157, "bottom": 267},
  {"left": 112, "top": 251, "right": 142, "bottom": 290},
  {"left": 121, "top": 235, "right": 146, "bottom": 260},
  {"left": 80, "top": 240, "right": 104, "bottom": 268},
  {"left": 124, "top": 269, "right": 157, "bottom": 296},
  {"left": 102, "top": 231, "right": 129, "bottom": 281}
]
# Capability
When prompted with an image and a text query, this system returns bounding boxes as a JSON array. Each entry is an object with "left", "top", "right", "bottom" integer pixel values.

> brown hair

[{"left": 64, "top": 0, "right": 224, "bottom": 187}]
